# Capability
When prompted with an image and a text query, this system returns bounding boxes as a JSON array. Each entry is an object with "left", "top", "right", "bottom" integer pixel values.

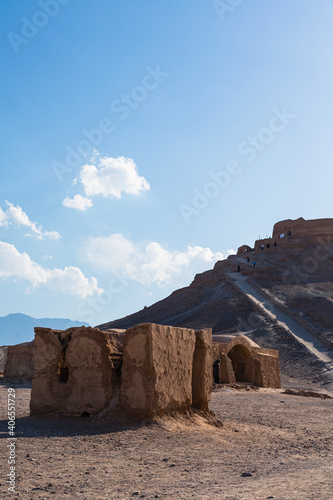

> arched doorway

[{"left": 227, "top": 344, "right": 253, "bottom": 383}]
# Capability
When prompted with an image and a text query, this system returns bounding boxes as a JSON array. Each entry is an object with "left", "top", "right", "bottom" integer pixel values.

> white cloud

[
  {"left": 124, "top": 243, "right": 226, "bottom": 286},
  {"left": 84, "top": 234, "right": 136, "bottom": 271},
  {"left": 0, "top": 207, "right": 7, "bottom": 226},
  {"left": 0, "top": 241, "right": 103, "bottom": 298},
  {"left": 83, "top": 233, "right": 233, "bottom": 287},
  {"left": 62, "top": 194, "right": 93, "bottom": 211},
  {"left": 78, "top": 155, "right": 150, "bottom": 200},
  {"left": 0, "top": 201, "right": 61, "bottom": 240}
]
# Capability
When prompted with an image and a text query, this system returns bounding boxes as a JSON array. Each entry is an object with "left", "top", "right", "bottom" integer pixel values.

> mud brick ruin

[
  {"left": 29, "top": 323, "right": 280, "bottom": 418},
  {"left": 30, "top": 323, "right": 212, "bottom": 418},
  {"left": 30, "top": 326, "right": 123, "bottom": 416},
  {"left": 213, "top": 335, "right": 280, "bottom": 388},
  {"left": 3, "top": 341, "right": 34, "bottom": 381},
  {"left": 0, "top": 346, "right": 8, "bottom": 375}
]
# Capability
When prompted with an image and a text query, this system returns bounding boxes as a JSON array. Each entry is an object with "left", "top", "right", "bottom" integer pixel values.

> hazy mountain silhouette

[{"left": 0, "top": 313, "right": 89, "bottom": 346}]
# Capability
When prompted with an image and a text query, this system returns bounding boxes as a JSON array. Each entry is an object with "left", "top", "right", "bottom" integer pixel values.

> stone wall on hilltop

[
  {"left": 238, "top": 217, "right": 333, "bottom": 253},
  {"left": 273, "top": 217, "right": 333, "bottom": 241}
]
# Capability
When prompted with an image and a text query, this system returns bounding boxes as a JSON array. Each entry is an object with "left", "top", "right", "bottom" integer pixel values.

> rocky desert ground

[{"left": 0, "top": 377, "right": 332, "bottom": 500}]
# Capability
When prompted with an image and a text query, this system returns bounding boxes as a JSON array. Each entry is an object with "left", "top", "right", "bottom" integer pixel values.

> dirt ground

[{"left": 0, "top": 380, "right": 332, "bottom": 500}]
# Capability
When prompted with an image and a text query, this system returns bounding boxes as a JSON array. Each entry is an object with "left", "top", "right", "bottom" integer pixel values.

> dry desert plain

[{"left": 0, "top": 378, "right": 332, "bottom": 500}]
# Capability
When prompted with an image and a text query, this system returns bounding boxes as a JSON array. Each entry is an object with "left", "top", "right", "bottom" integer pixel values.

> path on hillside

[{"left": 228, "top": 272, "right": 333, "bottom": 366}]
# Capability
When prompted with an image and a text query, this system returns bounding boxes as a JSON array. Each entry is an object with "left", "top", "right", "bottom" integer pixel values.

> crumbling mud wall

[
  {"left": 120, "top": 323, "right": 212, "bottom": 418},
  {"left": 213, "top": 335, "right": 280, "bottom": 388},
  {"left": 29, "top": 323, "right": 281, "bottom": 418},
  {"left": 0, "top": 346, "right": 8, "bottom": 374},
  {"left": 30, "top": 326, "right": 122, "bottom": 416},
  {"left": 213, "top": 342, "right": 236, "bottom": 384},
  {"left": 4, "top": 342, "right": 34, "bottom": 381},
  {"left": 192, "top": 329, "right": 212, "bottom": 411},
  {"left": 253, "top": 348, "right": 281, "bottom": 388},
  {"left": 30, "top": 323, "right": 213, "bottom": 418}
]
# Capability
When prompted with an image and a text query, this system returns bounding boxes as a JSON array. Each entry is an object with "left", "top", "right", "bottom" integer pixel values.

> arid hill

[{"left": 98, "top": 218, "right": 333, "bottom": 392}]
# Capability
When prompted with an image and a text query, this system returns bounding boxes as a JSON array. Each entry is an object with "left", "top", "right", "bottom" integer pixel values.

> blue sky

[{"left": 1, "top": 0, "right": 333, "bottom": 328}]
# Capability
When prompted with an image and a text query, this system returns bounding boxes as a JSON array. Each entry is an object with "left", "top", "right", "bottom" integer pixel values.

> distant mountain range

[{"left": 0, "top": 313, "right": 90, "bottom": 346}]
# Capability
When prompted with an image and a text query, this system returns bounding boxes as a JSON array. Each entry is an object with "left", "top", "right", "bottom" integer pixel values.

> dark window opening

[
  {"left": 228, "top": 344, "right": 252, "bottom": 383},
  {"left": 115, "top": 359, "right": 123, "bottom": 379},
  {"left": 57, "top": 352, "right": 69, "bottom": 383}
]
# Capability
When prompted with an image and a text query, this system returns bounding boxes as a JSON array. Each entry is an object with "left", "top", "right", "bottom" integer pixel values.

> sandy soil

[{"left": 1, "top": 381, "right": 332, "bottom": 500}]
